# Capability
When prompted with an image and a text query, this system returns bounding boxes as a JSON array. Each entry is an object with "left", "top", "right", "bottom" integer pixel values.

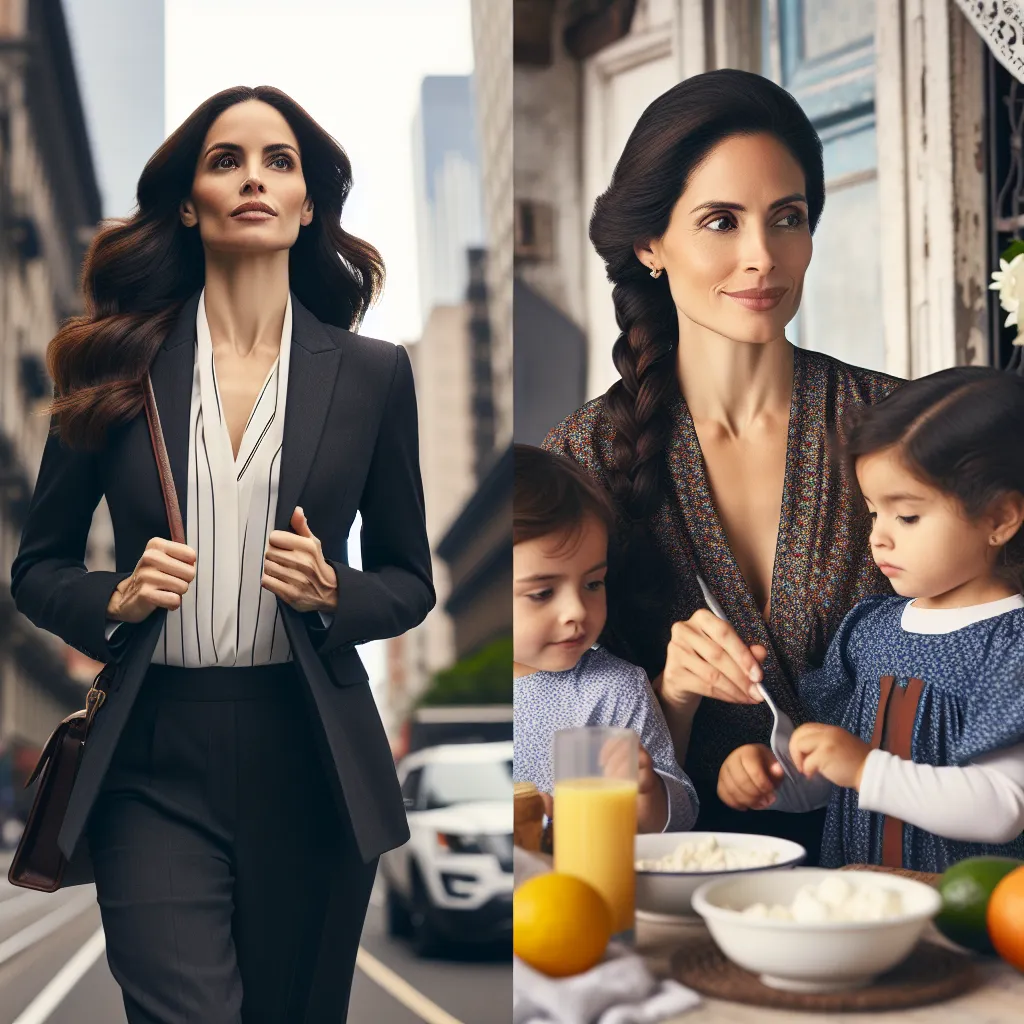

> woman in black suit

[{"left": 10, "top": 85, "right": 434, "bottom": 1023}]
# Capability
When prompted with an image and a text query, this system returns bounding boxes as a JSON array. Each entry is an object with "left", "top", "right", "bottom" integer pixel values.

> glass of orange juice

[{"left": 553, "top": 726, "right": 638, "bottom": 939}]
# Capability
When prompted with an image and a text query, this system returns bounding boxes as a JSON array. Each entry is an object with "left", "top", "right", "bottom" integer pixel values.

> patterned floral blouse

[{"left": 542, "top": 346, "right": 901, "bottom": 795}]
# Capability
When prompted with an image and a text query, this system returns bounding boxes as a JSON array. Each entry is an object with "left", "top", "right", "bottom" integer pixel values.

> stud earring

[{"left": 650, "top": 267, "right": 663, "bottom": 279}]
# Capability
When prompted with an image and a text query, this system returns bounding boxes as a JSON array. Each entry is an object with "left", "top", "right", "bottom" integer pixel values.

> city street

[{"left": 0, "top": 854, "right": 510, "bottom": 1023}]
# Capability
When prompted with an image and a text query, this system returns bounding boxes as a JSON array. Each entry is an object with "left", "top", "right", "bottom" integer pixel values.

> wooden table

[
  {"left": 514, "top": 849, "right": 1024, "bottom": 1022},
  {"left": 636, "top": 913, "right": 1024, "bottom": 1023}
]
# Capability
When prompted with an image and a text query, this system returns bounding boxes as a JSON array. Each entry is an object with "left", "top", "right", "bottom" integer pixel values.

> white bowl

[
  {"left": 691, "top": 868, "right": 942, "bottom": 992},
  {"left": 634, "top": 832, "right": 806, "bottom": 918}
]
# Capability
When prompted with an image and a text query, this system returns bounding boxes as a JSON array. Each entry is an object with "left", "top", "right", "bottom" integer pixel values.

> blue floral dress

[{"left": 800, "top": 595, "right": 1024, "bottom": 872}]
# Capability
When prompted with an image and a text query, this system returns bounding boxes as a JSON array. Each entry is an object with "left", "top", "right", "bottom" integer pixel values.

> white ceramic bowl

[
  {"left": 634, "top": 832, "right": 806, "bottom": 918},
  {"left": 691, "top": 868, "right": 943, "bottom": 992}
]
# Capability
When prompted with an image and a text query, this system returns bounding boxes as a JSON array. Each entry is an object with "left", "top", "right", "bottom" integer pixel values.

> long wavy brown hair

[
  {"left": 588, "top": 69, "right": 825, "bottom": 667},
  {"left": 48, "top": 85, "right": 385, "bottom": 449}
]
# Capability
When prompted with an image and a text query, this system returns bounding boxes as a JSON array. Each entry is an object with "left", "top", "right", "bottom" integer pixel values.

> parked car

[
  {"left": 396, "top": 704, "right": 513, "bottom": 759},
  {"left": 380, "top": 740, "right": 513, "bottom": 955}
]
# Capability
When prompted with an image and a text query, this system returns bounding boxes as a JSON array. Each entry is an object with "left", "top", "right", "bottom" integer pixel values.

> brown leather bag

[{"left": 8, "top": 374, "right": 184, "bottom": 891}]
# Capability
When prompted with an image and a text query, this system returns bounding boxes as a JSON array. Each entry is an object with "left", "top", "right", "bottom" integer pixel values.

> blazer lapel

[
  {"left": 147, "top": 290, "right": 200, "bottom": 533},
  {"left": 275, "top": 295, "right": 343, "bottom": 530}
]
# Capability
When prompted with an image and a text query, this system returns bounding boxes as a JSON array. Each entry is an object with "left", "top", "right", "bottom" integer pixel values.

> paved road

[{"left": 0, "top": 855, "right": 510, "bottom": 1023}]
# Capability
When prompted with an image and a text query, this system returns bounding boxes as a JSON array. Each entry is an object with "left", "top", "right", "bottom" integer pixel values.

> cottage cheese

[
  {"left": 741, "top": 875, "right": 906, "bottom": 923},
  {"left": 636, "top": 835, "right": 782, "bottom": 872}
]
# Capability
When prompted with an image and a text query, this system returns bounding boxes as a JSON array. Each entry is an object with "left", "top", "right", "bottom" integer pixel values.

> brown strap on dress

[
  {"left": 869, "top": 676, "right": 926, "bottom": 868},
  {"left": 869, "top": 676, "right": 895, "bottom": 750}
]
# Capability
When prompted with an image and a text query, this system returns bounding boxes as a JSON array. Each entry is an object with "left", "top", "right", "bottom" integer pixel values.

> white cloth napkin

[{"left": 513, "top": 943, "right": 701, "bottom": 1024}]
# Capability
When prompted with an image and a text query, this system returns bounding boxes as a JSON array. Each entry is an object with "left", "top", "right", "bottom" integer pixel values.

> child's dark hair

[
  {"left": 514, "top": 444, "right": 617, "bottom": 547},
  {"left": 842, "top": 366, "right": 1024, "bottom": 580}
]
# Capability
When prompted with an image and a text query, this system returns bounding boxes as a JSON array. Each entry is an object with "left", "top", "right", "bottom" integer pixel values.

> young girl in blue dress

[{"left": 718, "top": 366, "right": 1024, "bottom": 872}]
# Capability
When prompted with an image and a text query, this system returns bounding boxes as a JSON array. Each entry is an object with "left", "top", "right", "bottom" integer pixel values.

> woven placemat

[
  {"left": 672, "top": 864, "right": 977, "bottom": 1011},
  {"left": 839, "top": 863, "right": 941, "bottom": 886},
  {"left": 671, "top": 937, "right": 979, "bottom": 1012}
]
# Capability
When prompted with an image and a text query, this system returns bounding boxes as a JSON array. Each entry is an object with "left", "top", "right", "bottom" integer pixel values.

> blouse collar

[{"left": 901, "top": 593, "right": 1024, "bottom": 634}]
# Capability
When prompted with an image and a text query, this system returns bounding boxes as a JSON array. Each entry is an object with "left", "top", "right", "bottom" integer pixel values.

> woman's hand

[
  {"left": 660, "top": 609, "right": 768, "bottom": 708},
  {"left": 718, "top": 743, "right": 785, "bottom": 810},
  {"left": 262, "top": 506, "right": 339, "bottom": 614},
  {"left": 789, "top": 724, "right": 871, "bottom": 790},
  {"left": 106, "top": 538, "right": 197, "bottom": 623}
]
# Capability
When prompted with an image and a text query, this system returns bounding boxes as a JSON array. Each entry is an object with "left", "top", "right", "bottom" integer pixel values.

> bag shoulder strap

[{"left": 142, "top": 373, "right": 185, "bottom": 545}]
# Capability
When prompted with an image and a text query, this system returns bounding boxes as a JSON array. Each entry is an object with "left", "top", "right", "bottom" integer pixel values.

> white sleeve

[{"left": 857, "top": 743, "right": 1024, "bottom": 845}]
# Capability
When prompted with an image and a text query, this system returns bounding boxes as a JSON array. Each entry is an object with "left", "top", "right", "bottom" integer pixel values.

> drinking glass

[{"left": 553, "top": 725, "right": 638, "bottom": 937}]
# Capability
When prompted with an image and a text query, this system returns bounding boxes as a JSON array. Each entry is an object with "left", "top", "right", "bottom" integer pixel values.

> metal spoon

[{"left": 694, "top": 575, "right": 800, "bottom": 783}]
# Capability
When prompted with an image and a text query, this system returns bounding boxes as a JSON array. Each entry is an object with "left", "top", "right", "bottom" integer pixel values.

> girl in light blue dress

[{"left": 513, "top": 445, "right": 698, "bottom": 833}]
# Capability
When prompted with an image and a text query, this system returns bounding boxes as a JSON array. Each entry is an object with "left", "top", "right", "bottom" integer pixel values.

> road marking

[
  {"left": 11, "top": 926, "right": 106, "bottom": 1024},
  {"left": 0, "top": 891, "right": 96, "bottom": 966},
  {"left": 0, "top": 891, "right": 50, "bottom": 923},
  {"left": 355, "top": 946, "right": 465, "bottom": 1024}
]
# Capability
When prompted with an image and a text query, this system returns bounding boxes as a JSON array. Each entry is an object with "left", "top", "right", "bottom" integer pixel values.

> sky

[
  {"left": 62, "top": 0, "right": 476, "bottom": 702},
  {"left": 62, "top": 0, "right": 165, "bottom": 219}
]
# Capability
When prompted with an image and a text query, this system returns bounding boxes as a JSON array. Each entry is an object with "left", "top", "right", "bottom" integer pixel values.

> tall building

[
  {"left": 0, "top": 0, "right": 105, "bottom": 820},
  {"left": 412, "top": 75, "right": 486, "bottom": 323},
  {"left": 470, "top": 0, "right": 512, "bottom": 448},
  {"left": 385, "top": 25, "right": 513, "bottom": 740}
]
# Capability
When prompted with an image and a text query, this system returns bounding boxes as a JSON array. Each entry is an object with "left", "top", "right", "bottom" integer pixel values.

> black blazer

[{"left": 10, "top": 290, "right": 434, "bottom": 883}]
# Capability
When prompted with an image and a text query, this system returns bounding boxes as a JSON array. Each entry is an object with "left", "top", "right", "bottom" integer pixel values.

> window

[
  {"left": 420, "top": 759, "right": 514, "bottom": 810},
  {"left": 401, "top": 767, "right": 423, "bottom": 809}
]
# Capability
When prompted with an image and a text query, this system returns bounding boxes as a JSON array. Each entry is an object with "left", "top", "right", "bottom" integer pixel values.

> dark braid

[
  {"left": 587, "top": 69, "right": 825, "bottom": 669},
  {"left": 604, "top": 280, "right": 679, "bottom": 522}
]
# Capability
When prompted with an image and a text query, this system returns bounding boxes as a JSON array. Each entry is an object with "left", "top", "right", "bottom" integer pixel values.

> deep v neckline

[
  {"left": 670, "top": 346, "right": 806, "bottom": 633},
  {"left": 209, "top": 352, "right": 280, "bottom": 469}
]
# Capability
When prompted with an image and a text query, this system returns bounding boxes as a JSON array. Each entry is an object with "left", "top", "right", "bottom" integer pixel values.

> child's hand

[
  {"left": 598, "top": 737, "right": 668, "bottom": 832},
  {"left": 636, "top": 744, "right": 668, "bottom": 833},
  {"left": 789, "top": 723, "right": 871, "bottom": 790},
  {"left": 718, "top": 744, "right": 785, "bottom": 810}
]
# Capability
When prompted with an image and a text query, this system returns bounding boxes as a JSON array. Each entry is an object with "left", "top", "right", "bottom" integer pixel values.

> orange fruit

[
  {"left": 988, "top": 865, "right": 1024, "bottom": 972},
  {"left": 514, "top": 872, "right": 612, "bottom": 977}
]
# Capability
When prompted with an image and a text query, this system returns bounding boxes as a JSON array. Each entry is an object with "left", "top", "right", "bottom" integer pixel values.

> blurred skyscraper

[
  {"left": 384, "top": 60, "right": 512, "bottom": 745},
  {"left": 470, "top": 0, "right": 512, "bottom": 449},
  {"left": 412, "top": 75, "right": 485, "bottom": 322},
  {"left": 0, "top": 0, "right": 163, "bottom": 826}
]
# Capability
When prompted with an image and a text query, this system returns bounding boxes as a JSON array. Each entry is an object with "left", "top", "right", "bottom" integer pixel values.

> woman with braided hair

[{"left": 542, "top": 68, "right": 901, "bottom": 863}]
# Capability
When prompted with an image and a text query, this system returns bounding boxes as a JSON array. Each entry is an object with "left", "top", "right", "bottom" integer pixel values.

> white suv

[{"left": 380, "top": 741, "right": 514, "bottom": 955}]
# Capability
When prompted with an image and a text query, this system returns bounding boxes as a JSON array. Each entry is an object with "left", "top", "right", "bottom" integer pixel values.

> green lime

[{"left": 935, "top": 856, "right": 1024, "bottom": 954}]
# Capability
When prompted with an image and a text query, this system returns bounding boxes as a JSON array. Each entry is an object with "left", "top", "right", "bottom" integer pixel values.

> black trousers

[{"left": 86, "top": 663, "right": 377, "bottom": 1024}]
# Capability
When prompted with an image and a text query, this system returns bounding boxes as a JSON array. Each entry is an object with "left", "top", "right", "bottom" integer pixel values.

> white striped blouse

[{"left": 153, "top": 289, "right": 294, "bottom": 666}]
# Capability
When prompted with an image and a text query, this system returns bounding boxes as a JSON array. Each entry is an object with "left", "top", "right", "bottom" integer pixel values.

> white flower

[{"left": 989, "top": 254, "right": 1024, "bottom": 326}]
